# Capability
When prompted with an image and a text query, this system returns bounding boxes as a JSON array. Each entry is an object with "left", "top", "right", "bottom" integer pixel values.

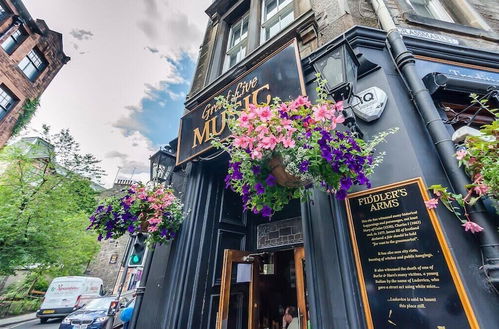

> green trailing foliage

[
  {"left": 428, "top": 95, "right": 498, "bottom": 233},
  {"left": 11, "top": 99, "right": 40, "bottom": 137}
]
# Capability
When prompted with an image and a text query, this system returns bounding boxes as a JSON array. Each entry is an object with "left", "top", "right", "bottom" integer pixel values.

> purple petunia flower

[
  {"left": 255, "top": 183, "right": 265, "bottom": 195},
  {"left": 340, "top": 177, "right": 353, "bottom": 191},
  {"left": 299, "top": 160, "right": 310, "bottom": 173},
  {"left": 265, "top": 174, "right": 277, "bottom": 187},
  {"left": 336, "top": 189, "right": 348, "bottom": 200},
  {"left": 128, "top": 225, "right": 135, "bottom": 233},
  {"left": 261, "top": 205, "right": 272, "bottom": 218},
  {"left": 97, "top": 234, "right": 103, "bottom": 241},
  {"left": 251, "top": 165, "right": 261, "bottom": 175}
]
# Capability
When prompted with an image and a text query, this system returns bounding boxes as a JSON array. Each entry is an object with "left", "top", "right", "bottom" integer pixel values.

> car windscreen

[{"left": 82, "top": 298, "right": 114, "bottom": 311}]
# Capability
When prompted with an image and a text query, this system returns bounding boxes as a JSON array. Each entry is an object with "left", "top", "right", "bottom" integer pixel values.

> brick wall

[{"left": 0, "top": 0, "right": 68, "bottom": 147}]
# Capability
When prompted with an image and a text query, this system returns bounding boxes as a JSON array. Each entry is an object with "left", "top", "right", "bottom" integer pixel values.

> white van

[{"left": 36, "top": 276, "right": 104, "bottom": 323}]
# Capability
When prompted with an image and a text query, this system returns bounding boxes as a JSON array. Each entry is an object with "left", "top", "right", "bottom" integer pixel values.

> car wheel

[{"left": 40, "top": 318, "right": 48, "bottom": 324}]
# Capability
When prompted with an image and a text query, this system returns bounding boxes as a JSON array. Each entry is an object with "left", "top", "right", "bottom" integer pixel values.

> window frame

[
  {"left": 260, "top": 0, "right": 294, "bottom": 43},
  {"left": 18, "top": 48, "right": 48, "bottom": 82},
  {"left": 406, "top": 0, "right": 454, "bottom": 23},
  {"left": 224, "top": 13, "right": 250, "bottom": 72},
  {"left": 1, "top": 27, "right": 27, "bottom": 55},
  {"left": 0, "top": 84, "right": 17, "bottom": 122}
]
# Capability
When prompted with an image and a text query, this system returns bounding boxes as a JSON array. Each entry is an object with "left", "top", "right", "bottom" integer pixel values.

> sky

[{"left": 20, "top": 0, "right": 210, "bottom": 187}]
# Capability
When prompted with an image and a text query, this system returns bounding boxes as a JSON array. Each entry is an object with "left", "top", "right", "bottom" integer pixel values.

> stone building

[
  {"left": 0, "top": 0, "right": 69, "bottom": 147},
  {"left": 135, "top": 0, "right": 499, "bottom": 328}
]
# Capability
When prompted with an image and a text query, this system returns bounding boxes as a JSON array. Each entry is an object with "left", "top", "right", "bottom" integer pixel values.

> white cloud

[{"left": 22, "top": 0, "right": 210, "bottom": 187}]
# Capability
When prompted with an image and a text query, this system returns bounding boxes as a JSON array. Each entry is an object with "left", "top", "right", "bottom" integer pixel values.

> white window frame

[
  {"left": 261, "top": 0, "right": 294, "bottom": 43},
  {"left": 407, "top": 0, "right": 454, "bottom": 23},
  {"left": 224, "top": 13, "right": 249, "bottom": 72}
]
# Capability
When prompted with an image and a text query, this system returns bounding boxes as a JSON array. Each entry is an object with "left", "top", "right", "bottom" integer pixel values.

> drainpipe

[{"left": 369, "top": 0, "right": 499, "bottom": 288}]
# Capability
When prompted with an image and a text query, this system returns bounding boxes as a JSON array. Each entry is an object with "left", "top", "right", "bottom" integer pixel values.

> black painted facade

[{"left": 136, "top": 26, "right": 499, "bottom": 329}]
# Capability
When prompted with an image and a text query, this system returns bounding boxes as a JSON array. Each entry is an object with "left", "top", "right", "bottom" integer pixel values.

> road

[{"left": 11, "top": 319, "right": 61, "bottom": 329}]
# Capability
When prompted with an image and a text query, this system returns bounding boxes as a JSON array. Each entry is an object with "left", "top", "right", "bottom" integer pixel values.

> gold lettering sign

[
  {"left": 176, "top": 39, "right": 306, "bottom": 165},
  {"left": 345, "top": 178, "right": 479, "bottom": 329}
]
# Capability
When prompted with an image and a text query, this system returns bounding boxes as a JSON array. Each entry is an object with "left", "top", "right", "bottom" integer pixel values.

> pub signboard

[
  {"left": 345, "top": 178, "right": 479, "bottom": 329},
  {"left": 176, "top": 40, "right": 305, "bottom": 165}
]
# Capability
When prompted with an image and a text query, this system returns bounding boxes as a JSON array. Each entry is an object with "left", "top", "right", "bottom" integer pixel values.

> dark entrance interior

[{"left": 258, "top": 249, "right": 298, "bottom": 329}]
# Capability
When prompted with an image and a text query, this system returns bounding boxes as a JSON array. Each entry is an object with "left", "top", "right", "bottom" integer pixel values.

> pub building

[{"left": 134, "top": 0, "right": 499, "bottom": 328}]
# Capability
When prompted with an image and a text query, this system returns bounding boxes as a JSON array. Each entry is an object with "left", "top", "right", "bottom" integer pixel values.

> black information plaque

[
  {"left": 176, "top": 39, "right": 305, "bottom": 165},
  {"left": 345, "top": 178, "right": 478, "bottom": 329}
]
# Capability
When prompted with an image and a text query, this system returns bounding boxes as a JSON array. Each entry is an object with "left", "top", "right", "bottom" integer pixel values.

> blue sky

[
  {"left": 129, "top": 55, "right": 195, "bottom": 145},
  {"left": 20, "top": 0, "right": 210, "bottom": 186}
]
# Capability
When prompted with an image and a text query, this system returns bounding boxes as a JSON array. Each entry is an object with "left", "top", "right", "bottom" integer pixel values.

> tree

[{"left": 0, "top": 126, "right": 104, "bottom": 277}]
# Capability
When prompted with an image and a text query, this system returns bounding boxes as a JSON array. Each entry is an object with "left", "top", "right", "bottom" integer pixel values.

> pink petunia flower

[
  {"left": 251, "top": 148, "right": 263, "bottom": 160},
  {"left": 333, "top": 114, "right": 345, "bottom": 124},
  {"left": 148, "top": 217, "right": 162, "bottom": 225},
  {"left": 424, "top": 198, "right": 439, "bottom": 209},
  {"left": 335, "top": 101, "right": 344, "bottom": 111},
  {"left": 312, "top": 105, "right": 333, "bottom": 121},
  {"left": 138, "top": 192, "right": 148, "bottom": 200},
  {"left": 148, "top": 225, "right": 159, "bottom": 232},
  {"left": 256, "top": 106, "right": 273, "bottom": 122},
  {"left": 233, "top": 136, "right": 250, "bottom": 149},
  {"left": 455, "top": 149, "right": 467, "bottom": 160},
  {"left": 473, "top": 183, "right": 489, "bottom": 196},
  {"left": 462, "top": 221, "right": 484, "bottom": 233},
  {"left": 260, "top": 136, "right": 278, "bottom": 150},
  {"left": 293, "top": 95, "right": 311, "bottom": 108},
  {"left": 255, "top": 125, "right": 269, "bottom": 135},
  {"left": 281, "top": 138, "right": 295, "bottom": 148},
  {"left": 280, "top": 119, "right": 293, "bottom": 129},
  {"left": 279, "top": 103, "right": 290, "bottom": 113},
  {"left": 151, "top": 203, "right": 163, "bottom": 211}
]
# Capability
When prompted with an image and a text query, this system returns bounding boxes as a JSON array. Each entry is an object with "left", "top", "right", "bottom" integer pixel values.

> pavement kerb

[{"left": 0, "top": 313, "right": 37, "bottom": 328}]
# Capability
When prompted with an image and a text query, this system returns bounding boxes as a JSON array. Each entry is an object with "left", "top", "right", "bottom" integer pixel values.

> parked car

[
  {"left": 36, "top": 276, "right": 104, "bottom": 323},
  {"left": 59, "top": 297, "right": 116, "bottom": 329}
]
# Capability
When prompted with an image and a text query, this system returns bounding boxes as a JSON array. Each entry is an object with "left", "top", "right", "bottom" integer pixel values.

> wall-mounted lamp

[
  {"left": 312, "top": 39, "right": 359, "bottom": 102},
  {"left": 149, "top": 146, "right": 176, "bottom": 184},
  {"left": 311, "top": 39, "right": 365, "bottom": 138}
]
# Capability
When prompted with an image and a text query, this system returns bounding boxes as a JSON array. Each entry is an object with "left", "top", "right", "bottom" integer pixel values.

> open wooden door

[
  {"left": 294, "top": 247, "right": 308, "bottom": 329},
  {"left": 216, "top": 249, "right": 260, "bottom": 329}
]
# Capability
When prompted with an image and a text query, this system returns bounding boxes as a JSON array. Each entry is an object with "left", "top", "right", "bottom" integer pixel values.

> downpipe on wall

[{"left": 369, "top": 0, "right": 499, "bottom": 289}]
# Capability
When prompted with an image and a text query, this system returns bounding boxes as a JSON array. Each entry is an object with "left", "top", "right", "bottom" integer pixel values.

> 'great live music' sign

[{"left": 176, "top": 40, "right": 305, "bottom": 165}]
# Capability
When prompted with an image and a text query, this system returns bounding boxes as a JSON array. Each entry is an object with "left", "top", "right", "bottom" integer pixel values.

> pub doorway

[{"left": 216, "top": 247, "right": 308, "bottom": 329}]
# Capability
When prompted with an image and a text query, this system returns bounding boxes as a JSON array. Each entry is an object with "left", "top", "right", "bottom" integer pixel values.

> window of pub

[
  {"left": 225, "top": 13, "right": 249, "bottom": 71},
  {"left": 261, "top": 0, "right": 294, "bottom": 42}
]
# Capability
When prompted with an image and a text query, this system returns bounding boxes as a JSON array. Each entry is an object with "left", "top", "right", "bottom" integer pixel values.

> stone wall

[
  {"left": 257, "top": 217, "right": 304, "bottom": 249},
  {"left": 84, "top": 235, "right": 130, "bottom": 293},
  {"left": 0, "top": 1, "right": 68, "bottom": 147}
]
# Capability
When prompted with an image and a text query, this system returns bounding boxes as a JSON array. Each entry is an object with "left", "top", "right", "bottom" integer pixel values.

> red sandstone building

[{"left": 0, "top": 0, "right": 68, "bottom": 147}]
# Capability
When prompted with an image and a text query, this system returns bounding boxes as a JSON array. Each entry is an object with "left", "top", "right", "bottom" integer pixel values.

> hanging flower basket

[
  {"left": 87, "top": 183, "right": 185, "bottom": 245},
  {"left": 212, "top": 76, "right": 398, "bottom": 218}
]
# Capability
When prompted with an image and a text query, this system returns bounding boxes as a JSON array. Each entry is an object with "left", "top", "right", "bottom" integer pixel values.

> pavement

[{"left": 0, "top": 313, "right": 37, "bottom": 328}]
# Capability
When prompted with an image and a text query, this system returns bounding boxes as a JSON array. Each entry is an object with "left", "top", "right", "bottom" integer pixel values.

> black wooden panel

[
  {"left": 219, "top": 187, "right": 246, "bottom": 226},
  {"left": 212, "top": 229, "right": 246, "bottom": 286}
]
